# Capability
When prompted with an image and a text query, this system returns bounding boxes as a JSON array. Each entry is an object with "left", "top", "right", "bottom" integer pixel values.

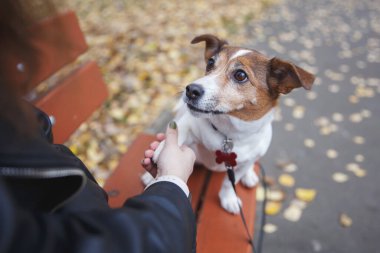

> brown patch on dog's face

[
  {"left": 220, "top": 48, "right": 279, "bottom": 121},
  {"left": 188, "top": 34, "right": 315, "bottom": 121}
]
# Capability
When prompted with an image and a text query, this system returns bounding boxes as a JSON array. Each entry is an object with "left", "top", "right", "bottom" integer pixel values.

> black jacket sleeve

[{"left": 0, "top": 179, "right": 196, "bottom": 253}]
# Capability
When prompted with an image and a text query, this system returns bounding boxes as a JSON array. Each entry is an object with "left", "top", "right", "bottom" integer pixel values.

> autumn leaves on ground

[
  {"left": 63, "top": 0, "right": 277, "bottom": 185},
  {"left": 51, "top": 0, "right": 380, "bottom": 251}
]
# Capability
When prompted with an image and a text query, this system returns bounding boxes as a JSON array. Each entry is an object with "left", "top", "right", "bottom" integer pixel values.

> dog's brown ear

[
  {"left": 267, "top": 57, "right": 315, "bottom": 95},
  {"left": 191, "top": 34, "right": 228, "bottom": 60}
]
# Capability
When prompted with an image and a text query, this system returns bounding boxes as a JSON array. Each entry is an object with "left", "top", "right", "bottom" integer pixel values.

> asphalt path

[{"left": 246, "top": 0, "right": 380, "bottom": 252}]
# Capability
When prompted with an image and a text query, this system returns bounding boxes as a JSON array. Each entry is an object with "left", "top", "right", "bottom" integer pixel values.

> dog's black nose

[{"left": 186, "top": 84, "right": 204, "bottom": 100}]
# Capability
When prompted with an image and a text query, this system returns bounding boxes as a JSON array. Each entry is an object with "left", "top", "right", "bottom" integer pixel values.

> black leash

[
  {"left": 227, "top": 163, "right": 267, "bottom": 253},
  {"left": 226, "top": 168, "right": 258, "bottom": 253},
  {"left": 211, "top": 122, "right": 267, "bottom": 253}
]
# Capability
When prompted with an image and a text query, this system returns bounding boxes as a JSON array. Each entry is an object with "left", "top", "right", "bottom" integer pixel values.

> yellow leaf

[
  {"left": 295, "top": 188, "right": 317, "bottom": 202},
  {"left": 265, "top": 201, "right": 282, "bottom": 216},
  {"left": 340, "top": 213, "right": 352, "bottom": 227},
  {"left": 278, "top": 174, "right": 295, "bottom": 187}
]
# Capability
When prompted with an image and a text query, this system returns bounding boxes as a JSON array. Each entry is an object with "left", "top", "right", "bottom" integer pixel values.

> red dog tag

[{"left": 215, "top": 150, "right": 237, "bottom": 167}]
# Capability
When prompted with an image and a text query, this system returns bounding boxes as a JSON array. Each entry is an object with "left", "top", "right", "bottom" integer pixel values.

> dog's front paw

[
  {"left": 152, "top": 140, "right": 165, "bottom": 163},
  {"left": 219, "top": 189, "right": 242, "bottom": 215},
  {"left": 241, "top": 168, "right": 259, "bottom": 188},
  {"left": 141, "top": 171, "right": 155, "bottom": 186}
]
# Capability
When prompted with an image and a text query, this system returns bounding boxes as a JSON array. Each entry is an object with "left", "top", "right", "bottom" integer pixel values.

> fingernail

[{"left": 169, "top": 121, "right": 177, "bottom": 129}]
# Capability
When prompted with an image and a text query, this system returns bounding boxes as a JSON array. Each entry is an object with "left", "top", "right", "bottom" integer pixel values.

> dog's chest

[{"left": 189, "top": 117, "right": 273, "bottom": 168}]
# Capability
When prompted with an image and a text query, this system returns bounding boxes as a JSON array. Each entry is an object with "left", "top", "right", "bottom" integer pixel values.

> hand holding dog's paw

[
  {"left": 155, "top": 121, "right": 195, "bottom": 183},
  {"left": 141, "top": 133, "right": 166, "bottom": 178}
]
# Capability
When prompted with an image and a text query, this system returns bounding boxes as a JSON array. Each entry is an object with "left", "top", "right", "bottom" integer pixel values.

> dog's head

[{"left": 184, "top": 34, "right": 315, "bottom": 121}]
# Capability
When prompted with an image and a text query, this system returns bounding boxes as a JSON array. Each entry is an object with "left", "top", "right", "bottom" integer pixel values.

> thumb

[{"left": 165, "top": 121, "right": 178, "bottom": 146}]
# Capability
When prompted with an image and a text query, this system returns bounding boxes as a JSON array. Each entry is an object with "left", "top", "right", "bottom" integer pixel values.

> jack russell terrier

[{"left": 142, "top": 34, "right": 315, "bottom": 214}]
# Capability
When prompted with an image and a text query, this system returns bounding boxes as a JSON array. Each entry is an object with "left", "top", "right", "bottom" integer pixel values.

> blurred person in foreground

[{"left": 0, "top": 1, "right": 196, "bottom": 253}]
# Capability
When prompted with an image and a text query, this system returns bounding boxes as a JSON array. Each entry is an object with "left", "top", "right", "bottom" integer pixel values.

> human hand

[
  {"left": 141, "top": 121, "right": 195, "bottom": 183},
  {"left": 141, "top": 133, "right": 165, "bottom": 178}
]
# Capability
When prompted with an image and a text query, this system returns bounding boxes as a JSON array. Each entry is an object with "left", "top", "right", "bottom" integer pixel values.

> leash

[
  {"left": 227, "top": 167, "right": 258, "bottom": 253},
  {"left": 215, "top": 136, "right": 258, "bottom": 253},
  {"left": 212, "top": 123, "right": 266, "bottom": 253}
]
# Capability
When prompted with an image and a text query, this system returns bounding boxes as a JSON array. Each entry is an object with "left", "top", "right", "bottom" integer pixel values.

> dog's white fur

[
  {"left": 142, "top": 49, "right": 275, "bottom": 214},
  {"left": 142, "top": 37, "right": 314, "bottom": 214},
  {"left": 142, "top": 100, "right": 274, "bottom": 214}
]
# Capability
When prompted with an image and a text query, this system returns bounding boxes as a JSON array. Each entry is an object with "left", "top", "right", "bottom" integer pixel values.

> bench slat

[
  {"left": 196, "top": 166, "right": 257, "bottom": 253},
  {"left": 7, "top": 11, "right": 88, "bottom": 91},
  {"left": 34, "top": 61, "right": 108, "bottom": 143},
  {"left": 103, "top": 134, "right": 257, "bottom": 253},
  {"left": 104, "top": 134, "right": 154, "bottom": 207}
]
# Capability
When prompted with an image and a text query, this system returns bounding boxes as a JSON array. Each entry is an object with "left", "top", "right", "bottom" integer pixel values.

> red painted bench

[{"left": 15, "top": 11, "right": 258, "bottom": 253}]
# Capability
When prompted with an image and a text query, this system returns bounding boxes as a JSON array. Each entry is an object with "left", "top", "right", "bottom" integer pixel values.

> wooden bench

[
  {"left": 104, "top": 133, "right": 259, "bottom": 253},
  {"left": 14, "top": 11, "right": 258, "bottom": 253}
]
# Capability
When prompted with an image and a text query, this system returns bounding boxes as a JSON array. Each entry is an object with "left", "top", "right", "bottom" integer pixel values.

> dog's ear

[
  {"left": 191, "top": 34, "right": 228, "bottom": 61},
  {"left": 267, "top": 57, "right": 315, "bottom": 95}
]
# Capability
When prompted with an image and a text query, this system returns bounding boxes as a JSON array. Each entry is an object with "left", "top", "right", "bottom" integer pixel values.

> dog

[{"left": 142, "top": 34, "right": 315, "bottom": 214}]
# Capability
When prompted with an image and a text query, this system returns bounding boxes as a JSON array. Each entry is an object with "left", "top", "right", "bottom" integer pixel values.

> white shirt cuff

[{"left": 144, "top": 175, "right": 190, "bottom": 197}]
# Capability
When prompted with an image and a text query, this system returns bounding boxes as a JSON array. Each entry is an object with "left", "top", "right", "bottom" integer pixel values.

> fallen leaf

[
  {"left": 326, "top": 149, "right": 338, "bottom": 159},
  {"left": 267, "top": 188, "right": 286, "bottom": 202},
  {"left": 314, "top": 117, "right": 330, "bottom": 127},
  {"left": 328, "top": 84, "right": 340, "bottom": 93},
  {"left": 277, "top": 162, "right": 298, "bottom": 173},
  {"left": 295, "top": 188, "right": 317, "bottom": 202},
  {"left": 265, "top": 201, "right": 282, "bottom": 215},
  {"left": 361, "top": 109, "right": 372, "bottom": 118},
  {"left": 278, "top": 174, "right": 295, "bottom": 187},
  {"left": 69, "top": 145, "right": 79, "bottom": 155},
  {"left": 283, "top": 97, "right": 296, "bottom": 107},
  {"left": 353, "top": 136, "right": 365, "bottom": 144},
  {"left": 349, "top": 113, "right": 363, "bottom": 123},
  {"left": 346, "top": 163, "right": 367, "bottom": 177},
  {"left": 292, "top": 106, "right": 305, "bottom": 119},
  {"left": 256, "top": 185, "right": 265, "bottom": 202},
  {"left": 332, "top": 113, "right": 344, "bottom": 122},
  {"left": 340, "top": 213, "right": 353, "bottom": 227},
  {"left": 306, "top": 91, "right": 317, "bottom": 100},
  {"left": 290, "top": 199, "right": 307, "bottom": 209},
  {"left": 348, "top": 95, "right": 359, "bottom": 104},
  {"left": 284, "top": 204, "right": 302, "bottom": 222},
  {"left": 332, "top": 172, "right": 349, "bottom": 183},
  {"left": 263, "top": 223, "right": 278, "bottom": 234},
  {"left": 284, "top": 123, "right": 295, "bottom": 131},
  {"left": 304, "top": 138, "right": 315, "bottom": 148},
  {"left": 354, "top": 154, "right": 365, "bottom": 162}
]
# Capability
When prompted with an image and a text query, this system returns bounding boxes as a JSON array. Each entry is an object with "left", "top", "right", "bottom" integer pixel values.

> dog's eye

[
  {"left": 206, "top": 58, "right": 215, "bottom": 71},
  {"left": 233, "top": 70, "right": 248, "bottom": 83}
]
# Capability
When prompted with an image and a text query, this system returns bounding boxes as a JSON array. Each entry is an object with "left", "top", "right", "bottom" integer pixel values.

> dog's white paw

[
  {"left": 152, "top": 141, "right": 165, "bottom": 163},
  {"left": 241, "top": 168, "right": 259, "bottom": 188},
  {"left": 219, "top": 189, "right": 242, "bottom": 215},
  {"left": 141, "top": 171, "right": 155, "bottom": 186}
]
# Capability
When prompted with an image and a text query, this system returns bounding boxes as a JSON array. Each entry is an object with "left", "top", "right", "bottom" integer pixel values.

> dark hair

[{"left": 0, "top": 0, "right": 56, "bottom": 140}]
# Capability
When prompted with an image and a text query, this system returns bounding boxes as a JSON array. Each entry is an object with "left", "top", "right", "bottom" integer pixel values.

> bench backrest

[{"left": 8, "top": 11, "right": 108, "bottom": 144}]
